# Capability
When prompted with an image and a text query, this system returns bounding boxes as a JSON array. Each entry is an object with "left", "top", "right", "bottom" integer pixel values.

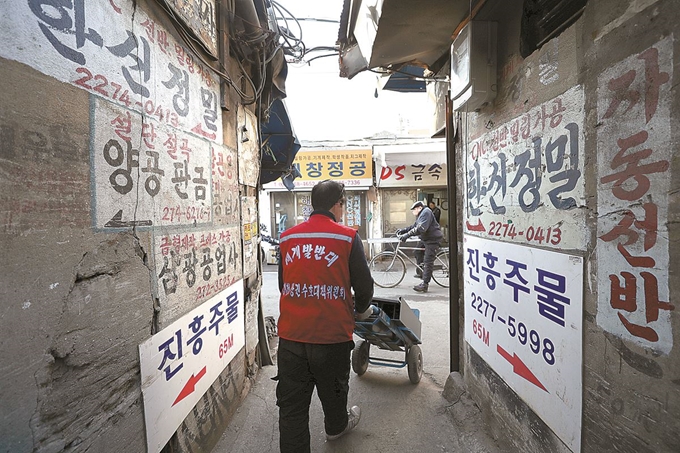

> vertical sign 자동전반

[{"left": 596, "top": 36, "right": 674, "bottom": 354}]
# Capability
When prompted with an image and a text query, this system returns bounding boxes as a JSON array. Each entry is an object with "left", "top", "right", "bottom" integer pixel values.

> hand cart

[{"left": 352, "top": 297, "right": 423, "bottom": 384}]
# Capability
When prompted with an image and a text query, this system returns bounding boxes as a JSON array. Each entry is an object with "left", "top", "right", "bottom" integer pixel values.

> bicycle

[{"left": 368, "top": 237, "right": 450, "bottom": 288}]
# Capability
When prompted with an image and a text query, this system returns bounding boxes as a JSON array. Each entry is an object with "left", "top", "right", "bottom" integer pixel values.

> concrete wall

[
  {"left": 0, "top": 1, "right": 262, "bottom": 452},
  {"left": 456, "top": 0, "right": 679, "bottom": 452}
]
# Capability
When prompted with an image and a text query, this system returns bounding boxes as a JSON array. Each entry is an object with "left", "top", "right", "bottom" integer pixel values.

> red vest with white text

[{"left": 278, "top": 214, "right": 356, "bottom": 344}]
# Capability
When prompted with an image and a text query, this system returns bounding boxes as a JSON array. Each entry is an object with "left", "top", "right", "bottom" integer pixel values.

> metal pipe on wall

[{"left": 446, "top": 95, "right": 461, "bottom": 373}]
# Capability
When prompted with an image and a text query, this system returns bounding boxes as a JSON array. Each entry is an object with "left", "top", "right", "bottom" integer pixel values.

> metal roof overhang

[
  {"left": 373, "top": 141, "right": 447, "bottom": 167},
  {"left": 339, "top": 0, "right": 474, "bottom": 77}
]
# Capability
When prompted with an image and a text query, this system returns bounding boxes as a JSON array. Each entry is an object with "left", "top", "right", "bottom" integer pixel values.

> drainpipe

[{"left": 446, "top": 95, "right": 461, "bottom": 372}]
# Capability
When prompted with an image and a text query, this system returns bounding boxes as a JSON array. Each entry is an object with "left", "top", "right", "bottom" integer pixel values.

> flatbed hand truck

[{"left": 352, "top": 297, "right": 423, "bottom": 384}]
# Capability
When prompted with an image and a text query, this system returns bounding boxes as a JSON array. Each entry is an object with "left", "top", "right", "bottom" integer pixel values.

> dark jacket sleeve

[
  {"left": 349, "top": 232, "right": 374, "bottom": 313},
  {"left": 278, "top": 259, "right": 283, "bottom": 292},
  {"left": 411, "top": 208, "right": 434, "bottom": 235}
]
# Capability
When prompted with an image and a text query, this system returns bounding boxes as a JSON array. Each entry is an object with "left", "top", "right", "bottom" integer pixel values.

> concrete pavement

[{"left": 212, "top": 263, "right": 505, "bottom": 453}]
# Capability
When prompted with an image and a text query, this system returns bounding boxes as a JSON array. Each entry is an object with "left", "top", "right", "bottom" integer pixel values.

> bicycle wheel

[
  {"left": 369, "top": 252, "right": 406, "bottom": 288},
  {"left": 432, "top": 250, "right": 450, "bottom": 288}
]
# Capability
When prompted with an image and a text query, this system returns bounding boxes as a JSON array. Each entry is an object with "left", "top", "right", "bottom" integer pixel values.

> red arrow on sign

[
  {"left": 466, "top": 219, "right": 486, "bottom": 232},
  {"left": 497, "top": 345, "right": 548, "bottom": 392},
  {"left": 173, "top": 366, "right": 207, "bottom": 406}
]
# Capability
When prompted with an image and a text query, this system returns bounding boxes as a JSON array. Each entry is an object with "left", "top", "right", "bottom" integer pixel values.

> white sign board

[
  {"left": 377, "top": 164, "right": 447, "bottom": 188},
  {"left": 463, "top": 235, "right": 583, "bottom": 452},
  {"left": 596, "top": 36, "right": 674, "bottom": 354},
  {"left": 464, "top": 85, "right": 586, "bottom": 251},
  {"left": 139, "top": 281, "right": 245, "bottom": 453},
  {"left": 0, "top": 0, "right": 222, "bottom": 142},
  {"left": 92, "top": 98, "right": 213, "bottom": 229}
]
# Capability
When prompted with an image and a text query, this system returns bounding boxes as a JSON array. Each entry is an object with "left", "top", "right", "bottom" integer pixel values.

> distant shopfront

[
  {"left": 374, "top": 142, "right": 449, "bottom": 244},
  {"left": 262, "top": 148, "right": 373, "bottom": 240}
]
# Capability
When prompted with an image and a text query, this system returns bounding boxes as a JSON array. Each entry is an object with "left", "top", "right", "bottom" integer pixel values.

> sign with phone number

[
  {"left": 463, "top": 234, "right": 583, "bottom": 453},
  {"left": 464, "top": 85, "right": 587, "bottom": 252}
]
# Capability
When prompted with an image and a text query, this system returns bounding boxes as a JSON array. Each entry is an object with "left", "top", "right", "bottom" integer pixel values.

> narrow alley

[
  {"left": 212, "top": 264, "right": 504, "bottom": 453},
  {"left": 1, "top": 1, "right": 678, "bottom": 453}
]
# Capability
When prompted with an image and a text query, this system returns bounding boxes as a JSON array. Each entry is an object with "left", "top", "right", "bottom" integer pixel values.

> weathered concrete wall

[
  {"left": 457, "top": 0, "right": 679, "bottom": 452},
  {"left": 0, "top": 1, "right": 261, "bottom": 452}
]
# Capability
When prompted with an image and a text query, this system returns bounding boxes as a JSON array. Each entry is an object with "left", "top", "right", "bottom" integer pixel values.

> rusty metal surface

[{"left": 167, "top": 0, "right": 218, "bottom": 57}]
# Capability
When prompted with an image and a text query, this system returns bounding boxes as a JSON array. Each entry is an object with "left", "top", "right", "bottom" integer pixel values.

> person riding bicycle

[{"left": 395, "top": 200, "right": 443, "bottom": 292}]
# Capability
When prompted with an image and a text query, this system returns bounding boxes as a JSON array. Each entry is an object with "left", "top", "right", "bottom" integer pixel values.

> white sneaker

[{"left": 326, "top": 406, "right": 361, "bottom": 441}]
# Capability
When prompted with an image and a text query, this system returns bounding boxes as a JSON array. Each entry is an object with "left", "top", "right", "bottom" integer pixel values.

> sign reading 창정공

[
  {"left": 139, "top": 281, "right": 245, "bottom": 453},
  {"left": 463, "top": 235, "right": 583, "bottom": 452}
]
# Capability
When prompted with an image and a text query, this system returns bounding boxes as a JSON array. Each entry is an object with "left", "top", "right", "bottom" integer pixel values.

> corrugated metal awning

[{"left": 338, "top": 0, "right": 472, "bottom": 77}]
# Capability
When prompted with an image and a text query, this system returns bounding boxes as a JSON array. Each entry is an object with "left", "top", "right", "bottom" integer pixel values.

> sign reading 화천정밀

[
  {"left": 463, "top": 234, "right": 583, "bottom": 452},
  {"left": 139, "top": 281, "right": 245, "bottom": 453}
]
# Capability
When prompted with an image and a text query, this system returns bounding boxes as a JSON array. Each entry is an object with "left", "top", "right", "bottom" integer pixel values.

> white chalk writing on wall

[
  {"left": 154, "top": 225, "right": 242, "bottom": 327},
  {"left": 0, "top": 0, "right": 222, "bottom": 142},
  {"left": 92, "top": 98, "right": 212, "bottom": 229}
]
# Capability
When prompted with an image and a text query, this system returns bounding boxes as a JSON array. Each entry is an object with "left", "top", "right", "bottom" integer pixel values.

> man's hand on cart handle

[{"left": 355, "top": 305, "right": 377, "bottom": 321}]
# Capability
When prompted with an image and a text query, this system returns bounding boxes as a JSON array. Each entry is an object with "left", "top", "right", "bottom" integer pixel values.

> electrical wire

[
  {"left": 154, "top": 0, "right": 287, "bottom": 104},
  {"left": 270, "top": 1, "right": 346, "bottom": 66},
  {"left": 271, "top": 1, "right": 305, "bottom": 61}
]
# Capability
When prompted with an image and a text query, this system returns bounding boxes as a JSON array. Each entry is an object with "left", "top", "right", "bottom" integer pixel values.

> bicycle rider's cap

[{"left": 410, "top": 201, "right": 425, "bottom": 210}]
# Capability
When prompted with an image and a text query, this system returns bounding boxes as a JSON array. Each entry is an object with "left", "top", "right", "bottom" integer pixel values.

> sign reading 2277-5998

[{"left": 463, "top": 235, "right": 583, "bottom": 453}]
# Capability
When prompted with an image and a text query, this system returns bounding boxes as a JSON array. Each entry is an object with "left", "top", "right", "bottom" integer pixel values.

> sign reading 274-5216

[{"left": 463, "top": 235, "right": 583, "bottom": 452}]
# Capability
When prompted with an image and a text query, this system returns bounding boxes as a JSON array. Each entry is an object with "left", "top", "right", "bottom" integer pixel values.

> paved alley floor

[
  {"left": 212, "top": 263, "right": 506, "bottom": 453},
  {"left": 212, "top": 350, "right": 504, "bottom": 453}
]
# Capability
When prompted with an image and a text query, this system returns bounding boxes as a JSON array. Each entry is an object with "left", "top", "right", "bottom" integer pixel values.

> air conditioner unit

[{"left": 450, "top": 21, "right": 497, "bottom": 112}]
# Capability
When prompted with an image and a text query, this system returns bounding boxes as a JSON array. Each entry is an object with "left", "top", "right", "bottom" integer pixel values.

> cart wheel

[
  {"left": 352, "top": 340, "right": 370, "bottom": 375},
  {"left": 407, "top": 345, "right": 423, "bottom": 384}
]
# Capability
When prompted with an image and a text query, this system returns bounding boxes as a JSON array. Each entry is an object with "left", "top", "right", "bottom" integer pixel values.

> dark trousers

[
  {"left": 415, "top": 240, "right": 440, "bottom": 284},
  {"left": 276, "top": 338, "right": 354, "bottom": 453}
]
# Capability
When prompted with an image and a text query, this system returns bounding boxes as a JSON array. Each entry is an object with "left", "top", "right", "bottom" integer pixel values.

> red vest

[{"left": 278, "top": 214, "right": 356, "bottom": 344}]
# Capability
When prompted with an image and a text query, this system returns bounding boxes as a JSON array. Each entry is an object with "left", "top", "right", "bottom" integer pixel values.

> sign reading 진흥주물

[
  {"left": 463, "top": 234, "right": 583, "bottom": 452},
  {"left": 139, "top": 281, "right": 245, "bottom": 453}
]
